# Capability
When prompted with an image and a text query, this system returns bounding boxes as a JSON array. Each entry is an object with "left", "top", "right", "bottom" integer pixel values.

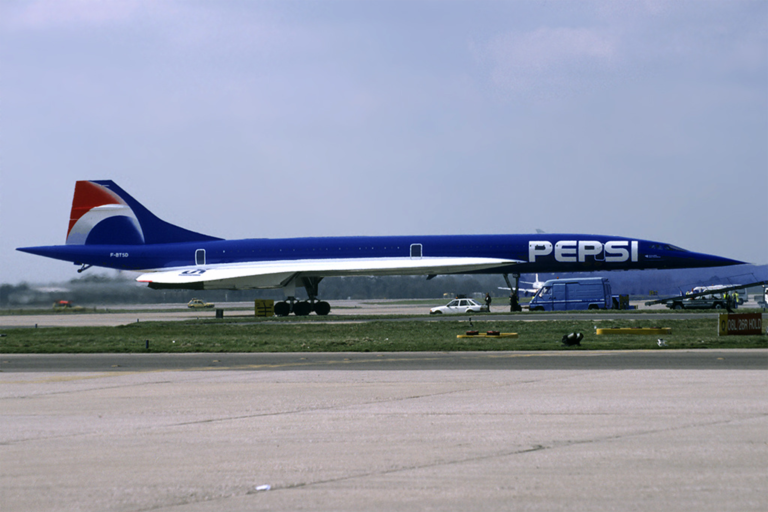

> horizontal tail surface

[{"left": 66, "top": 181, "right": 221, "bottom": 245}]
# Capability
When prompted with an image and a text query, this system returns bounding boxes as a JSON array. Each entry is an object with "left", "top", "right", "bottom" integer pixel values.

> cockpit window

[{"left": 650, "top": 243, "right": 688, "bottom": 252}]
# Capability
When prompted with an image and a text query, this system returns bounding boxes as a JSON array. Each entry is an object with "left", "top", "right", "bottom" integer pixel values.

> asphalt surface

[
  {"left": 2, "top": 349, "right": 766, "bottom": 372},
  {"left": 2, "top": 303, "right": 766, "bottom": 512},
  {"left": 2, "top": 352, "right": 766, "bottom": 512}
]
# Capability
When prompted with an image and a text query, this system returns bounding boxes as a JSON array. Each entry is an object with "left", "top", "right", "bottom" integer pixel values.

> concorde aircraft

[{"left": 18, "top": 180, "right": 744, "bottom": 316}]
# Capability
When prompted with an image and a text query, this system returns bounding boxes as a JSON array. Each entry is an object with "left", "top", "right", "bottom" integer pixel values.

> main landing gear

[
  {"left": 274, "top": 299, "right": 331, "bottom": 317},
  {"left": 503, "top": 273, "right": 521, "bottom": 296},
  {"left": 274, "top": 277, "right": 331, "bottom": 316}
]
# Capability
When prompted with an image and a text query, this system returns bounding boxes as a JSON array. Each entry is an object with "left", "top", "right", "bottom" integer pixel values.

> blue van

[{"left": 529, "top": 277, "right": 613, "bottom": 311}]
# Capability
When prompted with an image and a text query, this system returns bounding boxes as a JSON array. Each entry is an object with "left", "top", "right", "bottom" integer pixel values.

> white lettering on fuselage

[
  {"left": 529, "top": 240, "right": 639, "bottom": 263},
  {"left": 554, "top": 241, "right": 576, "bottom": 262},
  {"left": 180, "top": 269, "right": 206, "bottom": 276}
]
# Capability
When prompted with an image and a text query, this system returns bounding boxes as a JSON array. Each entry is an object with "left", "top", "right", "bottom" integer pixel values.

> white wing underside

[{"left": 137, "top": 256, "right": 521, "bottom": 290}]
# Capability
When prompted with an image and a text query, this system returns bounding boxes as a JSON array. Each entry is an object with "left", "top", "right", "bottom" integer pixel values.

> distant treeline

[
  {"left": 1, "top": 274, "right": 504, "bottom": 307},
  {"left": 2, "top": 264, "right": 765, "bottom": 307}
]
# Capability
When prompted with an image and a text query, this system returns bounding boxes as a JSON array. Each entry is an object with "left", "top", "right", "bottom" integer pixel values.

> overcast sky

[{"left": 1, "top": 0, "right": 766, "bottom": 284}]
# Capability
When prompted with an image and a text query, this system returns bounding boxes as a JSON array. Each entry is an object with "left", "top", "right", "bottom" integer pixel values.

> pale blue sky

[{"left": 1, "top": 0, "right": 766, "bottom": 283}]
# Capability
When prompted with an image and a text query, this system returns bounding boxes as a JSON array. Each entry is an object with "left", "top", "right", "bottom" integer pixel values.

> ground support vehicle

[
  {"left": 528, "top": 277, "right": 613, "bottom": 311},
  {"left": 664, "top": 296, "right": 740, "bottom": 310},
  {"left": 52, "top": 300, "right": 84, "bottom": 312}
]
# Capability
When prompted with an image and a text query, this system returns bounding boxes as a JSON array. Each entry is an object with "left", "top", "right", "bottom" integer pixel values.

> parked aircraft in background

[
  {"left": 18, "top": 181, "right": 745, "bottom": 315},
  {"left": 498, "top": 273, "right": 546, "bottom": 296}
]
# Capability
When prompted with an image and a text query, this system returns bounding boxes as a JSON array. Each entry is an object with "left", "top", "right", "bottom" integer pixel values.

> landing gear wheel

[
  {"left": 293, "top": 301, "right": 312, "bottom": 316},
  {"left": 313, "top": 301, "right": 331, "bottom": 316},
  {"left": 274, "top": 301, "right": 290, "bottom": 317}
]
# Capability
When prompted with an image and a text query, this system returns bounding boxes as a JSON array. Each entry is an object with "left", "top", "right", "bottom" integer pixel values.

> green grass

[{"left": 0, "top": 317, "right": 765, "bottom": 353}]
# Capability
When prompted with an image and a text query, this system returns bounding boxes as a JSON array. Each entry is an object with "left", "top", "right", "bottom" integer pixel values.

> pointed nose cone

[{"left": 686, "top": 251, "right": 745, "bottom": 269}]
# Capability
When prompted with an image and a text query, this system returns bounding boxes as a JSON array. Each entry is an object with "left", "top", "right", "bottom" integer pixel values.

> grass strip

[{"left": 0, "top": 317, "right": 765, "bottom": 353}]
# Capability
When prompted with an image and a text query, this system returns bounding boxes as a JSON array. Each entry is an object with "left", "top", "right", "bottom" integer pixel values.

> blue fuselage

[{"left": 20, "top": 234, "right": 742, "bottom": 274}]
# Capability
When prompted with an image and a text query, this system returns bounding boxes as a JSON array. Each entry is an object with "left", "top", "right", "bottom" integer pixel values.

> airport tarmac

[
  {"left": 3, "top": 299, "right": 764, "bottom": 328},
  {"left": 8, "top": 299, "right": 450, "bottom": 328},
  {"left": 1, "top": 350, "right": 766, "bottom": 512}
]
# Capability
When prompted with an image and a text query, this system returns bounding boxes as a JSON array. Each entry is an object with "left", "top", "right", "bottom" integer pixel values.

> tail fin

[{"left": 66, "top": 180, "right": 221, "bottom": 245}]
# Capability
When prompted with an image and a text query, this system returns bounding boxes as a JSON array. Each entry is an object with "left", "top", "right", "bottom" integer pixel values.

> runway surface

[
  {"left": 2, "top": 349, "right": 767, "bottom": 372},
  {"left": 1, "top": 350, "right": 766, "bottom": 512}
]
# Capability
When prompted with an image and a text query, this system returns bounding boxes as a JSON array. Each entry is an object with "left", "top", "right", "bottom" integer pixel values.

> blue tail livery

[
  {"left": 18, "top": 180, "right": 744, "bottom": 315},
  {"left": 65, "top": 180, "right": 220, "bottom": 245}
]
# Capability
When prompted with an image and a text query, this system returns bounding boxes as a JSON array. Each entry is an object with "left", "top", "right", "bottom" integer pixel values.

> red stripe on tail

[{"left": 67, "top": 181, "right": 122, "bottom": 237}]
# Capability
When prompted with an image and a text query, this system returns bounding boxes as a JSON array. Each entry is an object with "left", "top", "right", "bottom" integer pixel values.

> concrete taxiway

[{"left": 1, "top": 350, "right": 766, "bottom": 512}]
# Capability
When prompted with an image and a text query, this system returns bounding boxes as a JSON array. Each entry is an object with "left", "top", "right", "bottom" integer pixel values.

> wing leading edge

[{"left": 137, "top": 256, "right": 523, "bottom": 290}]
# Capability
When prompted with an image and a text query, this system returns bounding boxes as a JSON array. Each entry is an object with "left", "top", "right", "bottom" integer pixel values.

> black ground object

[{"left": 561, "top": 332, "right": 584, "bottom": 346}]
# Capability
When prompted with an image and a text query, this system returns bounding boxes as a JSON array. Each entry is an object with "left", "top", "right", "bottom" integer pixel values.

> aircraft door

[
  {"left": 195, "top": 249, "right": 206, "bottom": 266},
  {"left": 552, "top": 283, "right": 567, "bottom": 311}
]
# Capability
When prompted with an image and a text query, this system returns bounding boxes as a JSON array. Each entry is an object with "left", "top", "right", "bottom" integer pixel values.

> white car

[{"left": 430, "top": 298, "right": 489, "bottom": 314}]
